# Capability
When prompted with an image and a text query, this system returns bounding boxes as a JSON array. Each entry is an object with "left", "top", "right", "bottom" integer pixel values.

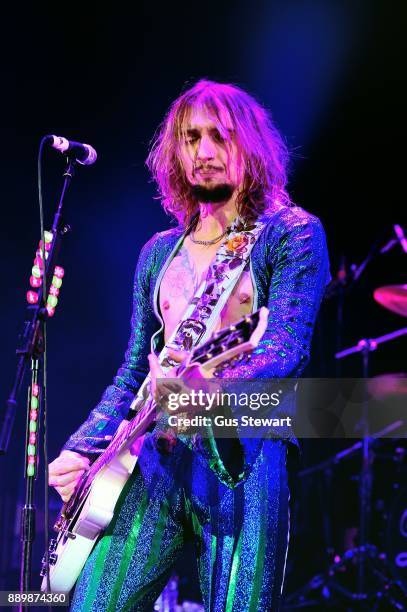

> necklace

[{"left": 189, "top": 228, "right": 229, "bottom": 246}]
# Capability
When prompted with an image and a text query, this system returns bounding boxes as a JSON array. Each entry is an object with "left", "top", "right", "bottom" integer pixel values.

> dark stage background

[{"left": 1, "top": 1, "right": 405, "bottom": 608}]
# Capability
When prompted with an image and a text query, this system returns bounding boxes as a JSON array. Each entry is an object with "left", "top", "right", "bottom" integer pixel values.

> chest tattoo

[{"left": 164, "top": 247, "right": 201, "bottom": 301}]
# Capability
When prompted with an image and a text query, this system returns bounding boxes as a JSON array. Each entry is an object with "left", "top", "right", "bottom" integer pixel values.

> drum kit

[{"left": 284, "top": 283, "right": 407, "bottom": 610}]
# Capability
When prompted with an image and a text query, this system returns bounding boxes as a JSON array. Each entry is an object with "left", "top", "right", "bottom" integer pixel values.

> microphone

[
  {"left": 394, "top": 224, "right": 407, "bottom": 253},
  {"left": 47, "top": 135, "right": 97, "bottom": 166}
]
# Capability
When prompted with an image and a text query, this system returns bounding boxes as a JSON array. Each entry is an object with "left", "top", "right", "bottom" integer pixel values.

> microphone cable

[{"left": 37, "top": 136, "right": 51, "bottom": 595}]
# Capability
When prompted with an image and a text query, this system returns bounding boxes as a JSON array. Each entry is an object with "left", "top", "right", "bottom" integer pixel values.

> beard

[{"left": 191, "top": 183, "right": 234, "bottom": 203}]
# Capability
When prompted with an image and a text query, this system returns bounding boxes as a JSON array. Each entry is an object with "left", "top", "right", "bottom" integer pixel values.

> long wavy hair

[{"left": 146, "top": 80, "right": 291, "bottom": 227}]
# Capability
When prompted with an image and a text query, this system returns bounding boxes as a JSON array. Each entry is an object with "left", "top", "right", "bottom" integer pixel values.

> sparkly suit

[{"left": 66, "top": 206, "right": 330, "bottom": 611}]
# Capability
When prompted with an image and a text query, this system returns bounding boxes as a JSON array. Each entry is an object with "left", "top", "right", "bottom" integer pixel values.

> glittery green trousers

[{"left": 70, "top": 435, "right": 290, "bottom": 612}]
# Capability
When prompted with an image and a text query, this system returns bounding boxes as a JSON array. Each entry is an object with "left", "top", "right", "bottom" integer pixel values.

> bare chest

[{"left": 159, "top": 242, "right": 254, "bottom": 342}]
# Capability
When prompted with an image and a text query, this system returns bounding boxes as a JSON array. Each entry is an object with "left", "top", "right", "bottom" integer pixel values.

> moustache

[{"left": 193, "top": 164, "right": 223, "bottom": 173}]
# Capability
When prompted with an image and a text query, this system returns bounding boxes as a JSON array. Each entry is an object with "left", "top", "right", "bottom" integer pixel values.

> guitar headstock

[{"left": 189, "top": 306, "right": 269, "bottom": 372}]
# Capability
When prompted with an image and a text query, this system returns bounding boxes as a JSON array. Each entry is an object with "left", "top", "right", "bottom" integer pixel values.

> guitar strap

[
  {"left": 128, "top": 217, "right": 266, "bottom": 411},
  {"left": 158, "top": 217, "right": 266, "bottom": 372}
]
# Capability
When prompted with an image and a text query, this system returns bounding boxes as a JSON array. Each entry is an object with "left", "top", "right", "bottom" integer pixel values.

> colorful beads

[
  {"left": 34, "top": 256, "right": 45, "bottom": 269},
  {"left": 26, "top": 291, "right": 39, "bottom": 304},
  {"left": 36, "top": 248, "right": 49, "bottom": 260},
  {"left": 31, "top": 265, "right": 41, "bottom": 279},
  {"left": 27, "top": 382, "right": 40, "bottom": 478},
  {"left": 30, "top": 275, "right": 42, "bottom": 288},
  {"left": 51, "top": 276, "right": 62, "bottom": 288},
  {"left": 47, "top": 295, "right": 58, "bottom": 308},
  {"left": 26, "top": 230, "right": 64, "bottom": 313}
]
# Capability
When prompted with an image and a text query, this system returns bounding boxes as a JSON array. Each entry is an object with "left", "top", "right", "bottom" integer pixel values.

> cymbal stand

[
  {"left": 284, "top": 421, "right": 404, "bottom": 610},
  {"left": 335, "top": 330, "right": 407, "bottom": 603}
]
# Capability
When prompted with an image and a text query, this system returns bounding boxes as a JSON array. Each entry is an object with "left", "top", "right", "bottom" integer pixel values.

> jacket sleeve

[
  {"left": 220, "top": 212, "right": 330, "bottom": 379},
  {"left": 62, "top": 233, "right": 160, "bottom": 456}
]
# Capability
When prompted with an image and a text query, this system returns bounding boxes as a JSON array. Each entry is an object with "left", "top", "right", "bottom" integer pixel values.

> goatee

[{"left": 191, "top": 183, "right": 234, "bottom": 203}]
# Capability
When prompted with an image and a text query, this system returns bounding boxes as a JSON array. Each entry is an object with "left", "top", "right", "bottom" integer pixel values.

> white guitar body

[
  {"left": 42, "top": 447, "right": 139, "bottom": 593},
  {"left": 40, "top": 307, "right": 268, "bottom": 593}
]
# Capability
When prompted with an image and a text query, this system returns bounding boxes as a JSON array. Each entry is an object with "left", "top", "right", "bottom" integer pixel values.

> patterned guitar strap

[
  {"left": 129, "top": 216, "right": 265, "bottom": 413},
  {"left": 158, "top": 216, "right": 265, "bottom": 373}
]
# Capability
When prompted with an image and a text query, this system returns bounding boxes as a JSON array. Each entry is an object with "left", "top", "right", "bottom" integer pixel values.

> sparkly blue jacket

[{"left": 63, "top": 206, "right": 330, "bottom": 456}]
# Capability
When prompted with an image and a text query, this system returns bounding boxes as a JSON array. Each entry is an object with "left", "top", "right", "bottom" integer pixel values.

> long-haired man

[{"left": 49, "top": 80, "right": 330, "bottom": 611}]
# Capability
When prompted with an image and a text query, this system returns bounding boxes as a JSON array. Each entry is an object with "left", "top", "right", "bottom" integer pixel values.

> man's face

[{"left": 179, "top": 107, "right": 243, "bottom": 202}]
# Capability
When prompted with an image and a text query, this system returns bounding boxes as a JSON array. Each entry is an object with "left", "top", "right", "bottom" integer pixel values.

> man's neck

[{"left": 195, "top": 199, "right": 239, "bottom": 239}]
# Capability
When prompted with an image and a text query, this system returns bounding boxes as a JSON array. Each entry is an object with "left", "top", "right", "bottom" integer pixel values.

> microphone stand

[{"left": 0, "top": 157, "right": 77, "bottom": 600}]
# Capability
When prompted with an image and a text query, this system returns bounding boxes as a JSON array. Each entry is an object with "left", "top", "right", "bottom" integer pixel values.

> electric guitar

[{"left": 40, "top": 307, "right": 269, "bottom": 593}]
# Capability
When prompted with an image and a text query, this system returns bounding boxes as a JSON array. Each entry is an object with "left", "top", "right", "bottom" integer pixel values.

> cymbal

[{"left": 373, "top": 284, "right": 407, "bottom": 317}]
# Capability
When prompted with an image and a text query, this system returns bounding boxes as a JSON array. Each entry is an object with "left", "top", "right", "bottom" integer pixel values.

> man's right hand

[{"left": 48, "top": 450, "right": 90, "bottom": 503}]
